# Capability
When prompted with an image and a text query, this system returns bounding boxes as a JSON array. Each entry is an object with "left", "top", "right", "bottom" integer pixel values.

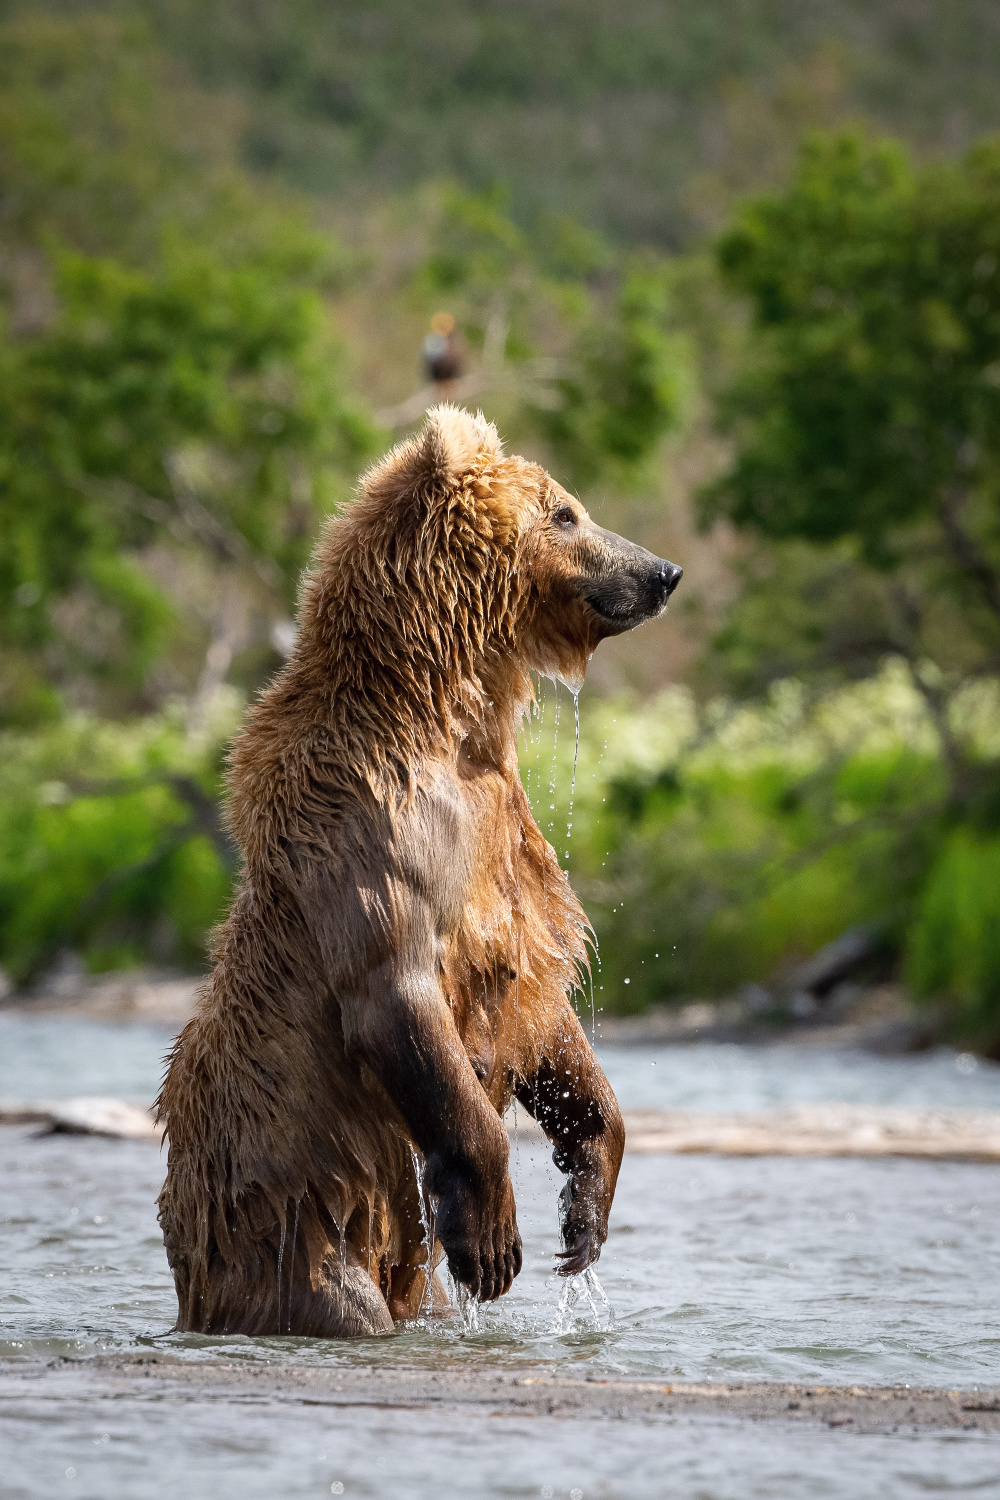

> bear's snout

[{"left": 574, "top": 525, "right": 682, "bottom": 636}]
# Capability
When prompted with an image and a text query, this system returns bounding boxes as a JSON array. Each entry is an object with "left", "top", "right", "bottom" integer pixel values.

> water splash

[
  {"left": 450, "top": 1273, "right": 482, "bottom": 1334},
  {"left": 553, "top": 1266, "right": 613, "bottom": 1334}
]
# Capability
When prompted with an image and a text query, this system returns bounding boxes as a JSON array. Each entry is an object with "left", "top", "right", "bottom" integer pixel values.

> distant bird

[{"left": 422, "top": 310, "right": 464, "bottom": 384}]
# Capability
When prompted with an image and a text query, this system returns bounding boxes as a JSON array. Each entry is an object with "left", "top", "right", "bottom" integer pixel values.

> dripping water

[
  {"left": 275, "top": 1218, "right": 286, "bottom": 1333},
  {"left": 564, "top": 689, "right": 580, "bottom": 871},
  {"left": 546, "top": 692, "right": 560, "bottom": 840},
  {"left": 286, "top": 1198, "right": 300, "bottom": 1334},
  {"left": 338, "top": 1223, "right": 347, "bottom": 1296},
  {"left": 590, "top": 726, "right": 611, "bottom": 1044},
  {"left": 410, "top": 1146, "right": 437, "bottom": 1319},
  {"left": 412, "top": 1150, "right": 481, "bottom": 1333},
  {"left": 523, "top": 683, "right": 545, "bottom": 823},
  {"left": 587, "top": 936, "right": 598, "bottom": 1045}
]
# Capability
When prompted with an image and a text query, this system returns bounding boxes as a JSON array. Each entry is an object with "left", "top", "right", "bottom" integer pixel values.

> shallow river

[{"left": 2, "top": 1013, "right": 1000, "bottom": 1497}]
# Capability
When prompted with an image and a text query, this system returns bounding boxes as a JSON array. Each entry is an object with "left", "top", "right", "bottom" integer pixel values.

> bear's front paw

[
  {"left": 555, "top": 1174, "right": 607, "bottom": 1276},
  {"left": 433, "top": 1168, "right": 522, "bottom": 1303}
]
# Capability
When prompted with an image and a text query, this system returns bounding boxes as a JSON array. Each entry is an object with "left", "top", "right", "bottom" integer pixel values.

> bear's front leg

[
  {"left": 517, "top": 1002, "right": 625, "bottom": 1275},
  {"left": 293, "top": 816, "right": 523, "bottom": 1306},
  {"left": 341, "top": 953, "right": 523, "bottom": 1304}
]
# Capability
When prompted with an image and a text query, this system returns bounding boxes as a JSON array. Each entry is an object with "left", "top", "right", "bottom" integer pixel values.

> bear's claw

[{"left": 554, "top": 1229, "right": 596, "bottom": 1277}]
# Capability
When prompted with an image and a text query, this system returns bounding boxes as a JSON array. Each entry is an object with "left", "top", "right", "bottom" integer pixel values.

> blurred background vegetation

[{"left": 1, "top": 2, "right": 1000, "bottom": 1049}]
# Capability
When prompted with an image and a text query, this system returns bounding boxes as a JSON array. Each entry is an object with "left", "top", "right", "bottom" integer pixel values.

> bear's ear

[
  {"left": 422, "top": 404, "right": 502, "bottom": 483},
  {"left": 357, "top": 405, "right": 503, "bottom": 523},
  {"left": 374, "top": 405, "right": 502, "bottom": 504}
]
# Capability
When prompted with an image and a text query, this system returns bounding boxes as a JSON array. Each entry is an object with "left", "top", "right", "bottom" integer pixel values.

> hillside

[{"left": 26, "top": 0, "right": 1000, "bottom": 245}]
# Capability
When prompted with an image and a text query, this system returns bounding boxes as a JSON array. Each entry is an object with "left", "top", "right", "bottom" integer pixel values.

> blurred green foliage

[
  {"left": 702, "top": 129, "right": 1000, "bottom": 1046},
  {"left": 520, "top": 668, "right": 1000, "bottom": 1050},
  {"left": 0, "top": 707, "right": 236, "bottom": 981},
  {"left": 0, "top": 11, "right": 376, "bottom": 728},
  {"left": 530, "top": 263, "right": 690, "bottom": 490},
  {"left": 30, "top": 0, "right": 1000, "bottom": 245},
  {"left": 522, "top": 674, "right": 937, "bottom": 1002},
  {"left": 906, "top": 829, "right": 1000, "bottom": 1043},
  {"left": 417, "top": 185, "right": 689, "bottom": 489},
  {"left": 0, "top": 246, "right": 373, "bottom": 724},
  {"left": 1, "top": 10, "right": 999, "bottom": 1060},
  {"left": 711, "top": 131, "right": 1000, "bottom": 569},
  {"left": 707, "top": 132, "right": 1000, "bottom": 716}
]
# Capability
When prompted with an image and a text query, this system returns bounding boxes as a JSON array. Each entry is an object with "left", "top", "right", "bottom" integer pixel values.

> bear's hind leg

[
  {"left": 189, "top": 1248, "right": 394, "bottom": 1339},
  {"left": 285, "top": 1259, "right": 395, "bottom": 1338}
]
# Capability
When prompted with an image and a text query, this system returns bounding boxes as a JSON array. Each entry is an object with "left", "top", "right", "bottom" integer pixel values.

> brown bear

[{"left": 156, "top": 406, "right": 681, "bottom": 1337}]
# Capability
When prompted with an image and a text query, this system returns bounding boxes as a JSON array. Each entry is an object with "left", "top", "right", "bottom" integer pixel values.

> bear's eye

[{"left": 553, "top": 505, "right": 577, "bottom": 528}]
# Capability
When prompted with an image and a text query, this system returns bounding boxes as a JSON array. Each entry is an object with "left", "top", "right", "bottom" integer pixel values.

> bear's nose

[{"left": 658, "top": 561, "right": 683, "bottom": 599}]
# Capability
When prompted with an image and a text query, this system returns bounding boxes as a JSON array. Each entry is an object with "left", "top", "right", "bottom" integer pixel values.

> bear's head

[{"left": 303, "top": 405, "right": 680, "bottom": 737}]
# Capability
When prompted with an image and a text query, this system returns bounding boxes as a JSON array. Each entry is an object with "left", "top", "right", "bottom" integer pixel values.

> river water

[{"left": 2, "top": 1012, "right": 1000, "bottom": 1497}]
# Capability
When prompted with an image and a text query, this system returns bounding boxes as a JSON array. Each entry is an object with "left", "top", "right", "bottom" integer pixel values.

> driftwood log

[{"left": 4, "top": 1098, "right": 1000, "bottom": 1160}]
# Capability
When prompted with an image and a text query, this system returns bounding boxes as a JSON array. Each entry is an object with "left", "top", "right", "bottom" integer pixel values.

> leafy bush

[
  {"left": 521, "top": 666, "right": 990, "bottom": 1026},
  {"left": 906, "top": 828, "right": 1000, "bottom": 1045},
  {"left": 0, "top": 706, "right": 237, "bottom": 982}
]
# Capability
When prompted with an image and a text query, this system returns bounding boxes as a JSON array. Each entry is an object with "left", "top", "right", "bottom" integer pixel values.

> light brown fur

[{"left": 156, "top": 407, "right": 679, "bottom": 1335}]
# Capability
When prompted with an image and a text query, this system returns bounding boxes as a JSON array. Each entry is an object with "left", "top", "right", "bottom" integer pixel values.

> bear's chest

[{"left": 435, "top": 761, "right": 584, "bottom": 1080}]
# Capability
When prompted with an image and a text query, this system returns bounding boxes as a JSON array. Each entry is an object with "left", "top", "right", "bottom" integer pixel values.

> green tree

[
  {"left": 416, "top": 186, "right": 688, "bottom": 490},
  {"left": 0, "top": 246, "right": 373, "bottom": 725},
  {"left": 707, "top": 129, "right": 1000, "bottom": 1043},
  {"left": 713, "top": 132, "right": 1000, "bottom": 571},
  {"left": 0, "top": 13, "right": 378, "bottom": 978},
  {"left": 708, "top": 133, "right": 1000, "bottom": 759}
]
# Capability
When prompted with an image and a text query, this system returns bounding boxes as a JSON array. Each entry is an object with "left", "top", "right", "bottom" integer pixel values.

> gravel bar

[{"left": 5, "top": 1354, "right": 999, "bottom": 1434}]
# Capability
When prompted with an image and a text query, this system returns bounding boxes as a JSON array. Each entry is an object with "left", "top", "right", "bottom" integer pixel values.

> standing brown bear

[{"left": 156, "top": 406, "right": 681, "bottom": 1337}]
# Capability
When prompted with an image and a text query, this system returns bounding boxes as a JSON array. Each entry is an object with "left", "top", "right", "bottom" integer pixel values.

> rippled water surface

[{"left": 2, "top": 1014, "right": 1000, "bottom": 1497}]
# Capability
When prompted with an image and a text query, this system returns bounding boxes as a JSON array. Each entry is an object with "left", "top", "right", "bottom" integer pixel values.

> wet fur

[{"left": 156, "top": 407, "right": 648, "bottom": 1336}]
